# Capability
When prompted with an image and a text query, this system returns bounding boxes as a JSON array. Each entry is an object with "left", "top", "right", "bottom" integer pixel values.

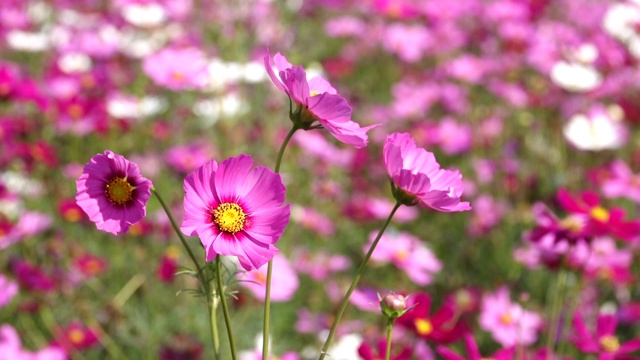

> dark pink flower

[
  {"left": 264, "top": 52, "right": 379, "bottom": 148},
  {"left": 76, "top": 151, "right": 153, "bottom": 235},
  {"left": 358, "top": 338, "right": 412, "bottom": 360},
  {"left": 383, "top": 132, "right": 471, "bottom": 211},
  {"left": 53, "top": 322, "right": 99, "bottom": 351},
  {"left": 437, "top": 333, "right": 514, "bottom": 360},
  {"left": 572, "top": 311, "right": 640, "bottom": 359},
  {"left": 556, "top": 188, "right": 640, "bottom": 242},
  {"left": 180, "top": 155, "right": 290, "bottom": 270}
]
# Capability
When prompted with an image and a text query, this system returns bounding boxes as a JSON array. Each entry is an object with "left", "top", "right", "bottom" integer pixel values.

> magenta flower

[
  {"left": 264, "top": 52, "right": 379, "bottom": 148},
  {"left": 437, "top": 333, "right": 514, "bottom": 360},
  {"left": 76, "top": 151, "right": 153, "bottom": 235},
  {"left": 383, "top": 132, "right": 471, "bottom": 211},
  {"left": 180, "top": 155, "right": 290, "bottom": 270},
  {"left": 572, "top": 311, "right": 640, "bottom": 359}
]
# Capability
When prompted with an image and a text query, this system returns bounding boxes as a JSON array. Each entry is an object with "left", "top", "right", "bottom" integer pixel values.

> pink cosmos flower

[
  {"left": 437, "top": 333, "right": 515, "bottom": 360},
  {"left": 264, "top": 52, "right": 379, "bottom": 148},
  {"left": 572, "top": 311, "right": 640, "bottom": 358},
  {"left": 238, "top": 254, "right": 299, "bottom": 302},
  {"left": 180, "top": 155, "right": 290, "bottom": 270},
  {"left": 479, "top": 287, "right": 542, "bottom": 347},
  {"left": 0, "top": 324, "right": 67, "bottom": 360},
  {"left": 76, "top": 151, "right": 153, "bottom": 235},
  {"left": 0, "top": 275, "right": 18, "bottom": 308},
  {"left": 383, "top": 132, "right": 471, "bottom": 211},
  {"left": 601, "top": 160, "right": 640, "bottom": 204},
  {"left": 366, "top": 231, "right": 442, "bottom": 285},
  {"left": 142, "top": 47, "right": 209, "bottom": 90}
]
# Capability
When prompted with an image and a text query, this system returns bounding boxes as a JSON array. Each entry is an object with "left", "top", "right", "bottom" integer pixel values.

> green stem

[
  {"left": 319, "top": 202, "right": 402, "bottom": 360},
  {"left": 209, "top": 297, "right": 220, "bottom": 359},
  {"left": 545, "top": 269, "right": 568, "bottom": 355},
  {"left": 152, "top": 189, "right": 219, "bottom": 355},
  {"left": 385, "top": 320, "right": 394, "bottom": 360},
  {"left": 217, "top": 255, "right": 238, "bottom": 360},
  {"left": 262, "top": 125, "right": 298, "bottom": 360},
  {"left": 151, "top": 189, "right": 202, "bottom": 273}
]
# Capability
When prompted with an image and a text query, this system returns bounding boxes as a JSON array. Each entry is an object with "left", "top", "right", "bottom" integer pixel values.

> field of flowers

[{"left": 2, "top": 0, "right": 640, "bottom": 359}]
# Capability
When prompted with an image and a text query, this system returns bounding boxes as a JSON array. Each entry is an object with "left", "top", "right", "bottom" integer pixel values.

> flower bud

[{"left": 379, "top": 292, "right": 410, "bottom": 320}]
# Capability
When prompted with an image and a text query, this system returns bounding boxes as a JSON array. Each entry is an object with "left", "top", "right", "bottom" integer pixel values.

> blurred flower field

[{"left": 1, "top": 0, "right": 640, "bottom": 359}]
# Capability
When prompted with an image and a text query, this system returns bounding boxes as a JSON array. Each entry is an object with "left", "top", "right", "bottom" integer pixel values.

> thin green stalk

[
  {"left": 262, "top": 125, "right": 298, "bottom": 360},
  {"left": 545, "top": 269, "right": 568, "bottom": 355},
  {"left": 319, "top": 202, "right": 402, "bottom": 360},
  {"left": 152, "top": 189, "right": 219, "bottom": 355},
  {"left": 385, "top": 320, "right": 394, "bottom": 360},
  {"left": 209, "top": 297, "right": 220, "bottom": 359},
  {"left": 216, "top": 255, "right": 238, "bottom": 360},
  {"left": 151, "top": 189, "right": 202, "bottom": 273}
]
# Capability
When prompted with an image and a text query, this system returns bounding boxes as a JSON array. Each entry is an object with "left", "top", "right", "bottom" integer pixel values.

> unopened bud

[{"left": 379, "top": 292, "right": 410, "bottom": 320}]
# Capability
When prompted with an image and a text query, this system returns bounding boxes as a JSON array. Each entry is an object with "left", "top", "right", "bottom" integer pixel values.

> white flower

[
  {"left": 563, "top": 105, "right": 627, "bottom": 151},
  {"left": 550, "top": 61, "right": 602, "bottom": 92}
]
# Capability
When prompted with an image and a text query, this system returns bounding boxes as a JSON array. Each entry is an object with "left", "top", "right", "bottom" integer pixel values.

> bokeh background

[{"left": 1, "top": 0, "right": 640, "bottom": 359}]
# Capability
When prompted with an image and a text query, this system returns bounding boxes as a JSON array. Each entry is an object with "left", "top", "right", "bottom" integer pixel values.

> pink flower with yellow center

[
  {"left": 142, "top": 47, "right": 209, "bottom": 90},
  {"left": 478, "top": 287, "right": 541, "bottom": 347},
  {"left": 181, "top": 155, "right": 290, "bottom": 270},
  {"left": 572, "top": 311, "right": 640, "bottom": 358},
  {"left": 76, "top": 151, "right": 153, "bottom": 235}
]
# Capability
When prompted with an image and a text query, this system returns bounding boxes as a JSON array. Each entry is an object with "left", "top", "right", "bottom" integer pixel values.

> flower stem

[
  {"left": 545, "top": 269, "right": 568, "bottom": 355},
  {"left": 319, "top": 202, "right": 402, "bottom": 360},
  {"left": 209, "top": 297, "right": 220, "bottom": 359},
  {"left": 151, "top": 189, "right": 202, "bottom": 276},
  {"left": 263, "top": 125, "right": 298, "bottom": 360},
  {"left": 217, "top": 255, "right": 238, "bottom": 360},
  {"left": 385, "top": 319, "right": 394, "bottom": 360},
  {"left": 152, "top": 189, "right": 219, "bottom": 355}
]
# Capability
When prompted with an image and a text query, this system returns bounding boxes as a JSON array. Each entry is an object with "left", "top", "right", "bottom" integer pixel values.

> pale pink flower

[
  {"left": 238, "top": 254, "right": 298, "bottom": 302},
  {"left": 479, "top": 287, "right": 542, "bottom": 347},
  {"left": 143, "top": 47, "right": 209, "bottom": 90},
  {"left": 601, "top": 160, "right": 640, "bottom": 204},
  {"left": 367, "top": 231, "right": 441, "bottom": 285}
]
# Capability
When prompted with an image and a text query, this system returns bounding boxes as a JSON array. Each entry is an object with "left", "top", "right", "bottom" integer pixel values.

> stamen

[
  {"left": 213, "top": 202, "right": 246, "bottom": 233},
  {"left": 105, "top": 177, "right": 134, "bottom": 205}
]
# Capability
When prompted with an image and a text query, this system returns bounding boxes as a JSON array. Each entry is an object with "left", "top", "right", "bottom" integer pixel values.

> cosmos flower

[
  {"left": 142, "top": 47, "right": 209, "bottom": 90},
  {"left": 238, "top": 254, "right": 299, "bottom": 302},
  {"left": 264, "top": 51, "right": 379, "bottom": 148},
  {"left": 366, "top": 230, "right": 441, "bottom": 285},
  {"left": 479, "top": 287, "right": 542, "bottom": 347},
  {"left": 180, "top": 155, "right": 290, "bottom": 270},
  {"left": 383, "top": 132, "right": 471, "bottom": 211},
  {"left": 76, "top": 151, "right": 153, "bottom": 235},
  {"left": 572, "top": 311, "right": 640, "bottom": 358}
]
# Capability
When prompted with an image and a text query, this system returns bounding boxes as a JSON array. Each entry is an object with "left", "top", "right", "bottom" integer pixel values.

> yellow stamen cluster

[
  {"left": 68, "top": 329, "right": 85, "bottom": 344},
  {"left": 415, "top": 318, "right": 433, "bottom": 336},
  {"left": 499, "top": 312, "right": 513, "bottom": 325},
  {"left": 105, "top": 177, "right": 134, "bottom": 205},
  {"left": 213, "top": 202, "right": 246, "bottom": 234},
  {"left": 590, "top": 206, "right": 610, "bottom": 222},
  {"left": 600, "top": 335, "right": 620, "bottom": 352}
]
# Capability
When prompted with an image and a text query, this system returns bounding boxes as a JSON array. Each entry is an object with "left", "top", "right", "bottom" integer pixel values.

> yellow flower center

[
  {"left": 213, "top": 203, "right": 246, "bottom": 233},
  {"left": 415, "top": 318, "right": 433, "bottom": 336},
  {"left": 64, "top": 208, "right": 82, "bottom": 222},
  {"left": 68, "top": 104, "right": 84, "bottom": 119},
  {"left": 590, "top": 206, "right": 610, "bottom": 222},
  {"left": 105, "top": 177, "right": 134, "bottom": 205},
  {"left": 83, "top": 259, "right": 103, "bottom": 275},
  {"left": 394, "top": 250, "right": 409, "bottom": 261},
  {"left": 559, "top": 216, "right": 583, "bottom": 232},
  {"left": 68, "top": 329, "right": 85, "bottom": 344},
  {"left": 171, "top": 71, "right": 185, "bottom": 81},
  {"left": 310, "top": 90, "right": 321, "bottom": 96},
  {"left": 500, "top": 312, "right": 513, "bottom": 325},
  {"left": 600, "top": 335, "right": 620, "bottom": 352},
  {"left": 165, "top": 245, "right": 180, "bottom": 260}
]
